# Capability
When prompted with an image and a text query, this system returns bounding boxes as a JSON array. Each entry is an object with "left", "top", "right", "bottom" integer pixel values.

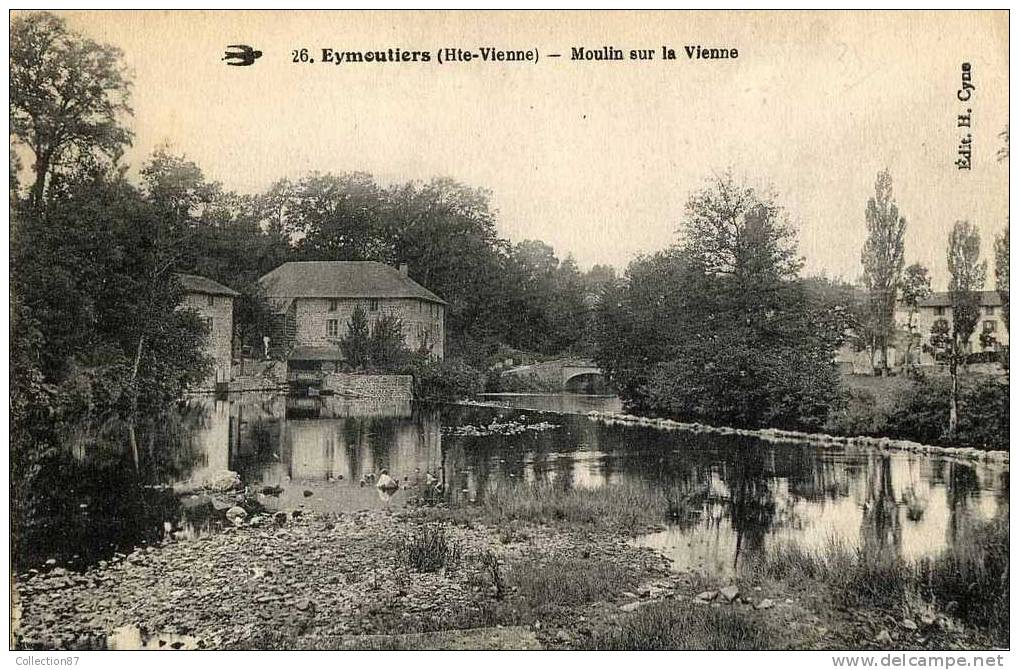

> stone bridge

[{"left": 500, "top": 358, "right": 607, "bottom": 392}]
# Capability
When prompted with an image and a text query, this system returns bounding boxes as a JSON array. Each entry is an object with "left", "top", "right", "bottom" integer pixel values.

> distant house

[
  {"left": 258, "top": 261, "right": 446, "bottom": 367},
  {"left": 897, "top": 290, "right": 1009, "bottom": 362},
  {"left": 176, "top": 273, "right": 239, "bottom": 389}
]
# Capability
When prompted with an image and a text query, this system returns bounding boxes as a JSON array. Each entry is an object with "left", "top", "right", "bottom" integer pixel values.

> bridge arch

[{"left": 563, "top": 370, "right": 609, "bottom": 393}]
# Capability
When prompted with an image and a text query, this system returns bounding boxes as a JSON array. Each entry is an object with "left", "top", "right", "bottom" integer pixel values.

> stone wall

[
  {"left": 182, "top": 292, "right": 234, "bottom": 389},
  {"left": 322, "top": 373, "right": 413, "bottom": 399},
  {"left": 291, "top": 297, "right": 444, "bottom": 358}
]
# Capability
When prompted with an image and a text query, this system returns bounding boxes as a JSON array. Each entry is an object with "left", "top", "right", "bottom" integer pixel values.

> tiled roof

[
  {"left": 259, "top": 261, "right": 446, "bottom": 305},
  {"left": 917, "top": 290, "right": 1003, "bottom": 308},
  {"left": 175, "top": 273, "right": 240, "bottom": 297}
]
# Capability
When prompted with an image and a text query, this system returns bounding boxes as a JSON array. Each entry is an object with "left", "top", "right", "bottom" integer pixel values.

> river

[{"left": 15, "top": 393, "right": 1008, "bottom": 578}]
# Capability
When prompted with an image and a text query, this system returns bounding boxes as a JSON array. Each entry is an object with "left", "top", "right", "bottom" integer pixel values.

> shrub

[
  {"left": 484, "top": 371, "right": 562, "bottom": 393},
  {"left": 403, "top": 356, "right": 484, "bottom": 402},
  {"left": 825, "top": 386, "right": 888, "bottom": 436},
  {"left": 884, "top": 375, "right": 1009, "bottom": 450},
  {"left": 955, "top": 377, "right": 1010, "bottom": 451}
]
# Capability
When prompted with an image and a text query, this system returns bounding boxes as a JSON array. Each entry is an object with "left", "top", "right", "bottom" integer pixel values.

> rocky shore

[
  {"left": 11, "top": 509, "right": 668, "bottom": 650},
  {"left": 13, "top": 503, "right": 997, "bottom": 651}
]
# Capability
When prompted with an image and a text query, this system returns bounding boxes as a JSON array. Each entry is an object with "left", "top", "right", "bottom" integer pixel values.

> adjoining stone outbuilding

[
  {"left": 176, "top": 273, "right": 238, "bottom": 389},
  {"left": 258, "top": 261, "right": 446, "bottom": 369}
]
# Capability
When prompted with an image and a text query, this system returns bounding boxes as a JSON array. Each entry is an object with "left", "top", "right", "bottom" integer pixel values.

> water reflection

[{"left": 18, "top": 395, "right": 1008, "bottom": 580}]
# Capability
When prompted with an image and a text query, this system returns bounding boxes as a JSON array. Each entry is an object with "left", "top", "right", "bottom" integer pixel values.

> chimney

[{"left": 399, "top": 263, "right": 409, "bottom": 278}]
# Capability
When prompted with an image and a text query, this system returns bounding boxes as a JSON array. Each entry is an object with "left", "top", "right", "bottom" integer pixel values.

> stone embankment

[{"left": 584, "top": 411, "right": 1009, "bottom": 465}]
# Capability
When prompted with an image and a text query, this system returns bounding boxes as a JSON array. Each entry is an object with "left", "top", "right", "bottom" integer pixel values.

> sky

[{"left": 50, "top": 10, "right": 1009, "bottom": 287}]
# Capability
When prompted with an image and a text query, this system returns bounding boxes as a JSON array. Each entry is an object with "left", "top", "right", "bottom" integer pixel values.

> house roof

[
  {"left": 175, "top": 273, "right": 240, "bottom": 297},
  {"left": 258, "top": 261, "right": 446, "bottom": 305},
  {"left": 917, "top": 290, "right": 1003, "bottom": 308}
]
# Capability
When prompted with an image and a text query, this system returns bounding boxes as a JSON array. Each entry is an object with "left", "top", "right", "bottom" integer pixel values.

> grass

[
  {"left": 742, "top": 538, "right": 909, "bottom": 610},
  {"left": 594, "top": 601, "right": 787, "bottom": 650},
  {"left": 431, "top": 480, "right": 696, "bottom": 533},
  {"left": 507, "top": 557, "right": 639, "bottom": 611},
  {"left": 400, "top": 524, "right": 463, "bottom": 573},
  {"left": 915, "top": 517, "right": 1009, "bottom": 644},
  {"left": 742, "top": 518, "right": 1009, "bottom": 646}
]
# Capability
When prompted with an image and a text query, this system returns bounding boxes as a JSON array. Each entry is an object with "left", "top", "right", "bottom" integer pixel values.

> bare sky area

[{"left": 52, "top": 10, "right": 1009, "bottom": 287}]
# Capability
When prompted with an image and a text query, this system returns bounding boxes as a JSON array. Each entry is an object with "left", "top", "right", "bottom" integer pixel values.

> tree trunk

[
  {"left": 904, "top": 310, "right": 915, "bottom": 373},
  {"left": 30, "top": 155, "right": 48, "bottom": 208},
  {"left": 948, "top": 351, "right": 959, "bottom": 439},
  {"left": 127, "top": 336, "right": 145, "bottom": 472}
]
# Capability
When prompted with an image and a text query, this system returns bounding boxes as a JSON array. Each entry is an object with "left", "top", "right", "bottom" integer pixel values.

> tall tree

[
  {"left": 860, "top": 170, "right": 907, "bottom": 373},
  {"left": 945, "top": 221, "right": 987, "bottom": 437},
  {"left": 598, "top": 174, "right": 846, "bottom": 430},
  {"left": 899, "top": 263, "right": 932, "bottom": 370},
  {"left": 680, "top": 171, "right": 801, "bottom": 280},
  {"left": 994, "top": 225, "right": 1009, "bottom": 332},
  {"left": 10, "top": 11, "right": 133, "bottom": 207}
]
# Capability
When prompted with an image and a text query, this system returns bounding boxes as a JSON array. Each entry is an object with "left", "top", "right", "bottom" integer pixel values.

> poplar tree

[
  {"left": 861, "top": 170, "right": 906, "bottom": 373},
  {"left": 945, "top": 221, "right": 986, "bottom": 437}
]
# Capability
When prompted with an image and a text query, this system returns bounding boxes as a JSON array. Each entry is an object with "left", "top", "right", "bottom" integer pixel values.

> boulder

[
  {"left": 875, "top": 629, "right": 893, "bottom": 645},
  {"left": 719, "top": 585, "right": 740, "bottom": 602},
  {"left": 204, "top": 470, "right": 241, "bottom": 492},
  {"left": 225, "top": 507, "right": 247, "bottom": 525},
  {"left": 696, "top": 590, "right": 718, "bottom": 602},
  {"left": 901, "top": 619, "right": 918, "bottom": 631},
  {"left": 755, "top": 598, "right": 775, "bottom": 610}
]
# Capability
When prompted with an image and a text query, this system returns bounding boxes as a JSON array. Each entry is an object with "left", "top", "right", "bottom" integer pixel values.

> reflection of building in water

[
  {"left": 179, "top": 398, "right": 232, "bottom": 483},
  {"left": 282, "top": 400, "right": 441, "bottom": 483},
  {"left": 178, "top": 394, "right": 443, "bottom": 494}
]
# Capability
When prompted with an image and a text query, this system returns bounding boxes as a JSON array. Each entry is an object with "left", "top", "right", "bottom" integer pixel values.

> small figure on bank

[
  {"left": 375, "top": 469, "right": 399, "bottom": 494},
  {"left": 262, "top": 334, "right": 271, "bottom": 359}
]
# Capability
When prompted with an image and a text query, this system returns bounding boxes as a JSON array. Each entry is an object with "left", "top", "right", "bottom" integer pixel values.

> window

[
  {"left": 984, "top": 320, "right": 997, "bottom": 333},
  {"left": 986, "top": 305, "right": 996, "bottom": 315},
  {"left": 207, "top": 295, "right": 215, "bottom": 308},
  {"left": 326, "top": 319, "right": 339, "bottom": 337},
  {"left": 934, "top": 306, "right": 945, "bottom": 316},
  {"left": 329, "top": 299, "right": 338, "bottom": 312},
  {"left": 369, "top": 299, "right": 379, "bottom": 312}
]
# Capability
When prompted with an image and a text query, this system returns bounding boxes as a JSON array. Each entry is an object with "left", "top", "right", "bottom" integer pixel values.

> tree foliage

[
  {"left": 596, "top": 175, "right": 846, "bottom": 430},
  {"left": 340, "top": 305, "right": 372, "bottom": 369},
  {"left": 10, "top": 12, "right": 133, "bottom": 206},
  {"left": 994, "top": 225, "right": 1009, "bottom": 330},
  {"left": 938, "top": 221, "right": 987, "bottom": 437},
  {"left": 900, "top": 263, "right": 932, "bottom": 367},
  {"left": 860, "top": 170, "right": 907, "bottom": 371}
]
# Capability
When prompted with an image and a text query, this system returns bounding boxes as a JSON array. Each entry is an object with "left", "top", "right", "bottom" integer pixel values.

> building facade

[
  {"left": 176, "top": 273, "right": 238, "bottom": 389},
  {"left": 896, "top": 290, "right": 1008, "bottom": 364},
  {"left": 259, "top": 261, "right": 446, "bottom": 366}
]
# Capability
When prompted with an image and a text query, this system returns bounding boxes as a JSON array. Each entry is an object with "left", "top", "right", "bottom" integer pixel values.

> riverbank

[{"left": 12, "top": 504, "right": 1005, "bottom": 650}]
